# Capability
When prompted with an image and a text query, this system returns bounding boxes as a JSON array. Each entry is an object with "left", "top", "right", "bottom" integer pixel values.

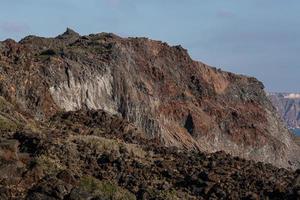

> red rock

[{"left": 0, "top": 30, "right": 298, "bottom": 169}]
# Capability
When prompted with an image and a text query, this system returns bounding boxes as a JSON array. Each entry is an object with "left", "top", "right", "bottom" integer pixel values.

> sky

[{"left": 0, "top": 0, "right": 299, "bottom": 92}]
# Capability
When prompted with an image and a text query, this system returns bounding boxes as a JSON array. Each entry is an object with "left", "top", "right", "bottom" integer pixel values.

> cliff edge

[{"left": 0, "top": 29, "right": 299, "bottom": 169}]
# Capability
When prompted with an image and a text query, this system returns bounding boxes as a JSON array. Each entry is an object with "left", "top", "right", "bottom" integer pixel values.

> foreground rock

[
  {"left": 0, "top": 108, "right": 299, "bottom": 199},
  {"left": 0, "top": 29, "right": 299, "bottom": 169}
]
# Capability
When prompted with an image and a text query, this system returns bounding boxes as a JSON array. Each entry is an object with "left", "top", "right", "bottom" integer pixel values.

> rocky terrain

[
  {"left": 0, "top": 97, "right": 299, "bottom": 199},
  {"left": 268, "top": 93, "right": 300, "bottom": 130},
  {"left": 0, "top": 29, "right": 298, "bottom": 169},
  {"left": 0, "top": 29, "right": 300, "bottom": 199}
]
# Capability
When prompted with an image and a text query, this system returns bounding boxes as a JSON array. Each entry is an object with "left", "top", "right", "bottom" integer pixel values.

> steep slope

[
  {"left": 0, "top": 29, "right": 299, "bottom": 169},
  {"left": 0, "top": 107, "right": 299, "bottom": 199},
  {"left": 268, "top": 93, "right": 300, "bottom": 129}
]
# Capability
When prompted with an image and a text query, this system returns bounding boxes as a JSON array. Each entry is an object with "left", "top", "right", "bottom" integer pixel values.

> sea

[{"left": 292, "top": 128, "right": 300, "bottom": 136}]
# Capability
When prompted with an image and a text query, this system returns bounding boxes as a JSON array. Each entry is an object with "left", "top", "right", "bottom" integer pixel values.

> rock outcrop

[{"left": 0, "top": 29, "right": 299, "bottom": 169}]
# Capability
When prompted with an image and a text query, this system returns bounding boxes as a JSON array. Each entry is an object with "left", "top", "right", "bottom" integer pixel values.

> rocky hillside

[
  {"left": 0, "top": 96, "right": 299, "bottom": 199},
  {"left": 0, "top": 29, "right": 299, "bottom": 169},
  {"left": 268, "top": 93, "right": 300, "bottom": 130}
]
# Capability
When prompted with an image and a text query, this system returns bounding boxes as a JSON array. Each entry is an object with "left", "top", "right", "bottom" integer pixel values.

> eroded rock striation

[{"left": 0, "top": 29, "right": 299, "bottom": 169}]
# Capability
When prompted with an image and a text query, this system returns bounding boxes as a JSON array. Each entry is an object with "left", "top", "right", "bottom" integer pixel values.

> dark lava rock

[{"left": 0, "top": 109, "right": 298, "bottom": 199}]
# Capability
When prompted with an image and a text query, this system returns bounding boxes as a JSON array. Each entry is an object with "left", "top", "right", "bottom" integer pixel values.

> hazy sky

[{"left": 0, "top": 0, "right": 299, "bottom": 92}]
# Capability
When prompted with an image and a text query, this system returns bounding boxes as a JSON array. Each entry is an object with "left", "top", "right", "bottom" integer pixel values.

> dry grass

[
  {"left": 124, "top": 143, "right": 147, "bottom": 159},
  {"left": 0, "top": 115, "right": 19, "bottom": 132},
  {"left": 70, "top": 135, "right": 120, "bottom": 153},
  {"left": 69, "top": 135, "right": 148, "bottom": 160},
  {"left": 35, "top": 155, "right": 66, "bottom": 175},
  {"left": 79, "top": 176, "right": 136, "bottom": 200}
]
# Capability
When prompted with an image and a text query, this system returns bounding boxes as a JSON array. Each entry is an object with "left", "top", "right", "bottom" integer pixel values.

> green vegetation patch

[
  {"left": 70, "top": 135, "right": 120, "bottom": 154},
  {"left": 70, "top": 135, "right": 147, "bottom": 160},
  {"left": 0, "top": 96, "right": 11, "bottom": 111},
  {"left": 0, "top": 115, "right": 19, "bottom": 132},
  {"left": 34, "top": 155, "right": 66, "bottom": 175},
  {"left": 0, "top": 96, "right": 26, "bottom": 132},
  {"left": 80, "top": 176, "right": 136, "bottom": 200}
]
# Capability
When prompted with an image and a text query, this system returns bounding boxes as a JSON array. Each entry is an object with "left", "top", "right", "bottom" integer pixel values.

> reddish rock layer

[{"left": 0, "top": 29, "right": 299, "bottom": 169}]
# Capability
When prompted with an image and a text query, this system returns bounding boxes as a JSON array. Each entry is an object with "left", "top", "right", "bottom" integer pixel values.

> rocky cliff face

[
  {"left": 0, "top": 29, "right": 299, "bottom": 169},
  {"left": 268, "top": 93, "right": 300, "bottom": 129}
]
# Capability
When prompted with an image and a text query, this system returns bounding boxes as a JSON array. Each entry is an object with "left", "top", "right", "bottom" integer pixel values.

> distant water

[{"left": 292, "top": 128, "right": 300, "bottom": 136}]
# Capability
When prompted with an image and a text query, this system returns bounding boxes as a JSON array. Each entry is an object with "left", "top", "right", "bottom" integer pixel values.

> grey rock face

[{"left": 0, "top": 31, "right": 299, "bottom": 169}]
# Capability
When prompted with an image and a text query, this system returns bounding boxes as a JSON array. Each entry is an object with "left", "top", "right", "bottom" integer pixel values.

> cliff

[
  {"left": 0, "top": 29, "right": 299, "bottom": 169},
  {"left": 268, "top": 92, "right": 300, "bottom": 129}
]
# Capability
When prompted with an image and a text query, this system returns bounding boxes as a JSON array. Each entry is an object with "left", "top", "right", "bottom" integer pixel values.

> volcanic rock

[
  {"left": 0, "top": 29, "right": 299, "bottom": 169},
  {"left": 0, "top": 106, "right": 297, "bottom": 199}
]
